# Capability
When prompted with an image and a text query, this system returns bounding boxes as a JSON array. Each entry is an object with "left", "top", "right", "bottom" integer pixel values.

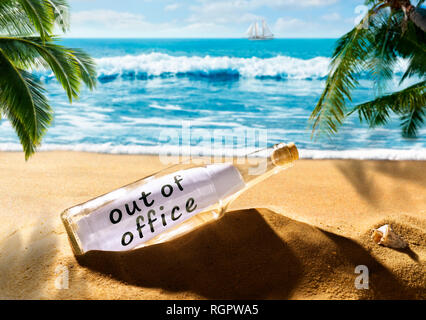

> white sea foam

[
  {"left": 1, "top": 143, "right": 425, "bottom": 160},
  {"left": 33, "top": 52, "right": 411, "bottom": 82},
  {"left": 300, "top": 149, "right": 426, "bottom": 160},
  {"left": 92, "top": 53, "right": 331, "bottom": 80},
  {"left": 120, "top": 116, "right": 244, "bottom": 128},
  {"left": 149, "top": 103, "right": 182, "bottom": 111}
]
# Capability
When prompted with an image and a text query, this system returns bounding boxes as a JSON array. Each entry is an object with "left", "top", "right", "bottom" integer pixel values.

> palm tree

[
  {"left": 310, "top": 0, "right": 425, "bottom": 139},
  {"left": 0, "top": 0, "right": 96, "bottom": 159}
]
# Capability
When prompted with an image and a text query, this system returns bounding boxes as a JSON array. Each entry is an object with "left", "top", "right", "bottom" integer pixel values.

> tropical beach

[
  {"left": 0, "top": 0, "right": 425, "bottom": 302},
  {"left": 0, "top": 152, "right": 425, "bottom": 299}
]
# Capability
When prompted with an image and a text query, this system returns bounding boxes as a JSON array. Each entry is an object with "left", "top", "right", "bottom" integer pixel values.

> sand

[{"left": 0, "top": 151, "right": 424, "bottom": 299}]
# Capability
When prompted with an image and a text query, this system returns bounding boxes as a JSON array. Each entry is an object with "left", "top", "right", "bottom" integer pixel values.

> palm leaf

[
  {"left": 0, "top": 36, "right": 48, "bottom": 69},
  {"left": 15, "top": 0, "right": 54, "bottom": 41},
  {"left": 0, "top": 0, "right": 70, "bottom": 36},
  {"left": 0, "top": 0, "right": 95, "bottom": 159},
  {"left": 367, "top": 9, "right": 400, "bottom": 95},
  {"left": 400, "top": 106, "right": 425, "bottom": 138},
  {"left": 310, "top": 8, "right": 379, "bottom": 138},
  {"left": 0, "top": 0, "right": 35, "bottom": 36},
  {"left": 0, "top": 103, "right": 37, "bottom": 157},
  {"left": 67, "top": 48, "right": 97, "bottom": 90},
  {"left": 397, "top": 19, "right": 426, "bottom": 83},
  {"left": 350, "top": 80, "right": 426, "bottom": 137},
  {"left": 0, "top": 36, "right": 96, "bottom": 101},
  {"left": 311, "top": 1, "right": 425, "bottom": 139},
  {"left": 45, "top": 0, "right": 70, "bottom": 32},
  {"left": 0, "top": 49, "right": 52, "bottom": 158}
]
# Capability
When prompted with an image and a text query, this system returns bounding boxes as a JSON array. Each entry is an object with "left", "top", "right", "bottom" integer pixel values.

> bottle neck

[{"left": 233, "top": 142, "right": 299, "bottom": 185}]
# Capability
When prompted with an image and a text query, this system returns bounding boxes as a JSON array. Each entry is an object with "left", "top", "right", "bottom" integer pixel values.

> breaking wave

[
  {"left": 34, "top": 52, "right": 410, "bottom": 83},
  {"left": 36, "top": 53, "right": 332, "bottom": 82}
]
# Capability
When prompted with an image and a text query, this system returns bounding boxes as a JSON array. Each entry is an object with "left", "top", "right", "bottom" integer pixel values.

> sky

[{"left": 67, "top": 0, "right": 369, "bottom": 38}]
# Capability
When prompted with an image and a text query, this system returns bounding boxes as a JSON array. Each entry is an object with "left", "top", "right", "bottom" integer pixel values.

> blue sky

[{"left": 67, "top": 0, "right": 369, "bottom": 38}]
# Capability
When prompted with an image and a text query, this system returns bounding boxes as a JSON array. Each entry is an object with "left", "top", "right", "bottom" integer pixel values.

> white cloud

[
  {"left": 274, "top": 17, "right": 307, "bottom": 33},
  {"left": 71, "top": 10, "right": 148, "bottom": 29},
  {"left": 69, "top": 9, "right": 236, "bottom": 37},
  {"left": 251, "top": 0, "right": 339, "bottom": 7},
  {"left": 70, "top": 10, "right": 175, "bottom": 37},
  {"left": 321, "top": 12, "right": 342, "bottom": 21},
  {"left": 68, "top": 0, "right": 346, "bottom": 38},
  {"left": 188, "top": 1, "right": 252, "bottom": 24},
  {"left": 188, "top": 0, "right": 339, "bottom": 25},
  {"left": 164, "top": 3, "right": 180, "bottom": 11},
  {"left": 273, "top": 16, "right": 349, "bottom": 38}
]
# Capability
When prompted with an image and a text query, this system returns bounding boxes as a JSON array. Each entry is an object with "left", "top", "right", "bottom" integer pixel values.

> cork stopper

[{"left": 271, "top": 142, "right": 299, "bottom": 166}]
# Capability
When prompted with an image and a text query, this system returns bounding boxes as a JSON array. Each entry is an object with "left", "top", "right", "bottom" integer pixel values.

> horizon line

[{"left": 61, "top": 37, "right": 339, "bottom": 40}]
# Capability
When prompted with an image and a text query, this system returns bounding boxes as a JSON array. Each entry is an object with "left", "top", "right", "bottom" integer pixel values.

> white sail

[
  {"left": 262, "top": 20, "right": 273, "bottom": 37},
  {"left": 246, "top": 23, "right": 254, "bottom": 36},
  {"left": 247, "top": 19, "right": 274, "bottom": 40}
]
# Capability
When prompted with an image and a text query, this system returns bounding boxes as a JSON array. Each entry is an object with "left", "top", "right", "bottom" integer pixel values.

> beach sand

[{"left": 0, "top": 151, "right": 424, "bottom": 299}]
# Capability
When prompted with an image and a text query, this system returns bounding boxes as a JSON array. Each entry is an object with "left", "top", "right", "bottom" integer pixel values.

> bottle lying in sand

[{"left": 61, "top": 142, "right": 299, "bottom": 255}]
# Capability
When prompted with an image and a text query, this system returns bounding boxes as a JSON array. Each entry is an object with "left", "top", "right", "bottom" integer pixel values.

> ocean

[{"left": 1, "top": 38, "right": 425, "bottom": 159}]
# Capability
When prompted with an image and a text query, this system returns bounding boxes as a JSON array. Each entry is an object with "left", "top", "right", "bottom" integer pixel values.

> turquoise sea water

[{"left": 1, "top": 39, "right": 425, "bottom": 159}]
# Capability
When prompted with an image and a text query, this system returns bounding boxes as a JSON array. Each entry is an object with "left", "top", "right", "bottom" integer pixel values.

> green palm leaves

[
  {"left": 311, "top": 0, "right": 426, "bottom": 139},
  {"left": 0, "top": 0, "right": 96, "bottom": 159}
]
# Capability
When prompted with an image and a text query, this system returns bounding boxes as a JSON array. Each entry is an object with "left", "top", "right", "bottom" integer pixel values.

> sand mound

[{"left": 0, "top": 208, "right": 424, "bottom": 299}]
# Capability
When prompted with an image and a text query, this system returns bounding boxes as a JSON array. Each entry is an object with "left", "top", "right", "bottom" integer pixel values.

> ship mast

[{"left": 247, "top": 19, "right": 273, "bottom": 40}]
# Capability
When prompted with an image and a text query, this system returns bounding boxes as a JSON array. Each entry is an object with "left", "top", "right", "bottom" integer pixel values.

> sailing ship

[{"left": 246, "top": 19, "right": 274, "bottom": 40}]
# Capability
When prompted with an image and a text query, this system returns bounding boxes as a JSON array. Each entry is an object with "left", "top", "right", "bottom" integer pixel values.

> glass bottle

[{"left": 61, "top": 142, "right": 299, "bottom": 255}]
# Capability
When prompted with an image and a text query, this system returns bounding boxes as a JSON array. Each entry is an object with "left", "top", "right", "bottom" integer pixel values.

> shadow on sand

[
  {"left": 77, "top": 208, "right": 418, "bottom": 299},
  {"left": 335, "top": 161, "right": 380, "bottom": 205},
  {"left": 0, "top": 216, "right": 60, "bottom": 298},
  {"left": 77, "top": 208, "right": 302, "bottom": 299},
  {"left": 335, "top": 160, "right": 426, "bottom": 206}
]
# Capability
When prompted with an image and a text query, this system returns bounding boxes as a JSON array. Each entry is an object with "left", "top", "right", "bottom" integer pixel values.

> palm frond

[
  {"left": 0, "top": 104, "right": 37, "bottom": 158},
  {"left": 0, "top": 0, "right": 70, "bottom": 36},
  {"left": 351, "top": 80, "right": 426, "bottom": 137},
  {"left": 67, "top": 47, "right": 97, "bottom": 90},
  {"left": 0, "top": 0, "right": 35, "bottom": 35},
  {"left": 397, "top": 19, "right": 426, "bottom": 83},
  {"left": 0, "top": 49, "right": 52, "bottom": 158},
  {"left": 311, "top": 1, "right": 425, "bottom": 139},
  {"left": 400, "top": 105, "right": 425, "bottom": 138},
  {"left": 0, "top": 36, "right": 48, "bottom": 69},
  {"left": 45, "top": 0, "right": 70, "bottom": 32},
  {"left": 0, "top": 36, "right": 97, "bottom": 101},
  {"left": 0, "top": 0, "right": 95, "bottom": 159},
  {"left": 15, "top": 0, "right": 54, "bottom": 41},
  {"left": 364, "top": 0, "right": 376, "bottom": 5},
  {"left": 310, "top": 8, "right": 380, "bottom": 138},
  {"left": 367, "top": 9, "right": 400, "bottom": 95}
]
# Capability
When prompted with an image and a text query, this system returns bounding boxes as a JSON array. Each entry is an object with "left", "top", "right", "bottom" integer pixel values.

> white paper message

[{"left": 75, "top": 163, "right": 245, "bottom": 252}]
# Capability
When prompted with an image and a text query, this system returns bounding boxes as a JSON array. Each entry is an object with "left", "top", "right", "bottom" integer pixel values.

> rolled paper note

[{"left": 73, "top": 163, "right": 245, "bottom": 252}]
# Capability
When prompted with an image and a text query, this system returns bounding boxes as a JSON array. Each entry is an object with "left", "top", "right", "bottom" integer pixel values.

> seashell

[{"left": 371, "top": 224, "right": 407, "bottom": 249}]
